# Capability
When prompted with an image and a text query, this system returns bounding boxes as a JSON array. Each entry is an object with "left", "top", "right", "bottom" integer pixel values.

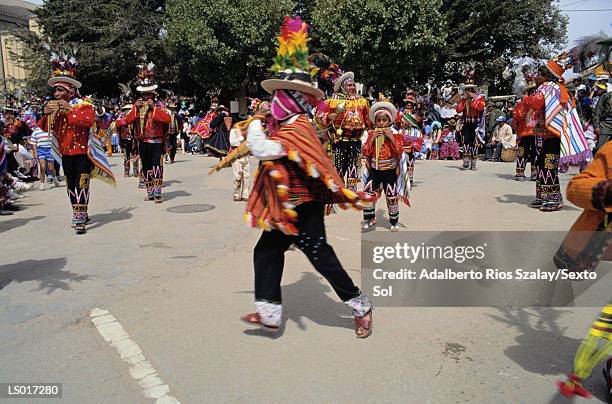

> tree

[
  {"left": 165, "top": 0, "right": 293, "bottom": 98},
  {"left": 25, "top": 0, "right": 168, "bottom": 97},
  {"left": 311, "top": 0, "right": 447, "bottom": 88},
  {"left": 440, "top": 0, "right": 568, "bottom": 92}
]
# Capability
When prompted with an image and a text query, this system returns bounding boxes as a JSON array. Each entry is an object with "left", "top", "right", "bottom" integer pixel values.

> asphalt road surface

[{"left": 1, "top": 153, "right": 610, "bottom": 403}]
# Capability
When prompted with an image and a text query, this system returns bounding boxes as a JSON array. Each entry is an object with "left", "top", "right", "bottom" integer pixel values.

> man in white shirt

[{"left": 485, "top": 116, "right": 514, "bottom": 161}]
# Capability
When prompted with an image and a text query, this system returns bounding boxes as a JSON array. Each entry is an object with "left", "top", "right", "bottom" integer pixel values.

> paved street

[{"left": 1, "top": 153, "right": 610, "bottom": 403}]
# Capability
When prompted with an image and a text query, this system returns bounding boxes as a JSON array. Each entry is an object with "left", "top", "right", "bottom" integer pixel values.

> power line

[
  {"left": 559, "top": 0, "right": 587, "bottom": 7},
  {"left": 560, "top": 8, "right": 612, "bottom": 11}
]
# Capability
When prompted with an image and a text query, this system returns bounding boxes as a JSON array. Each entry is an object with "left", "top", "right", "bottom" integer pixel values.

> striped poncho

[{"left": 540, "top": 82, "right": 592, "bottom": 172}]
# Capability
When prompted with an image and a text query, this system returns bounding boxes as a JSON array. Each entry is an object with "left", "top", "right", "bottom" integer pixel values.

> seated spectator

[
  {"left": 439, "top": 119, "right": 460, "bottom": 160},
  {"left": 485, "top": 116, "right": 514, "bottom": 161}
]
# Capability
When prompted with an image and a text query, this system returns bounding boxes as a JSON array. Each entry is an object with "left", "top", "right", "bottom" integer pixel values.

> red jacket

[
  {"left": 115, "top": 117, "right": 133, "bottom": 140},
  {"left": 38, "top": 102, "right": 95, "bottom": 156},
  {"left": 362, "top": 129, "right": 404, "bottom": 169},
  {"left": 125, "top": 104, "right": 171, "bottom": 142},
  {"left": 456, "top": 94, "right": 485, "bottom": 124},
  {"left": 520, "top": 91, "right": 550, "bottom": 137}
]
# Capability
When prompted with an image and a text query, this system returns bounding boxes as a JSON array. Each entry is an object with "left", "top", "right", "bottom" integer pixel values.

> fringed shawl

[
  {"left": 245, "top": 115, "right": 372, "bottom": 235},
  {"left": 541, "top": 82, "right": 592, "bottom": 172}
]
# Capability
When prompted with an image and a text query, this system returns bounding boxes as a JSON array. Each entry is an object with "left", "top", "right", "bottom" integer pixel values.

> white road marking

[{"left": 90, "top": 308, "right": 180, "bottom": 403}]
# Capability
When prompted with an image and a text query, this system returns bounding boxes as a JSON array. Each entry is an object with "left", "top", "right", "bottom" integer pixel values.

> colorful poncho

[
  {"left": 49, "top": 98, "right": 116, "bottom": 185},
  {"left": 245, "top": 116, "right": 372, "bottom": 235},
  {"left": 190, "top": 112, "right": 217, "bottom": 139},
  {"left": 541, "top": 82, "right": 592, "bottom": 172}
]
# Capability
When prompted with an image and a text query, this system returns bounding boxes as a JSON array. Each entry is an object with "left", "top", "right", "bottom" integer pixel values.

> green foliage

[
  {"left": 165, "top": 0, "right": 293, "bottom": 94},
  {"left": 440, "top": 0, "right": 567, "bottom": 92},
  {"left": 29, "top": 0, "right": 167, "bottom": 96},
  {"left": 19, "top": 0, "right": 568, "bottom": 97},
  {"left": 311, "top": 0, "right": 447, "bottom": 87}
]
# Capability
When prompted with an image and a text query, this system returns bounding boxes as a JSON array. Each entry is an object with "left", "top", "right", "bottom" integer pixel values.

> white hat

[
  {"left": 369, "top": 101, "right": 397, "bottom": 123},
  {"left": 334, "top": 71, "right": 355, "bottom": 94},
  {"left": 136, "top": 84, "right": 159, "bottom": 93}
]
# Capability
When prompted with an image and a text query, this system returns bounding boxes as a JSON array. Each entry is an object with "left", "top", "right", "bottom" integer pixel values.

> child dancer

[{"left": 362, "top": 101, "right": 410, "bottom": 231}]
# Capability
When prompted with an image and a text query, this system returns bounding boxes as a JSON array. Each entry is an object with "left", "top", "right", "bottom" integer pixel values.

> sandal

[
  {"left": 557, "top": 374, "right": 592, "bottom": 399},
  {"left": 540, "top": 203, "right": 563, "bottom": 212},
  {"left": 603, "top": 358, "right": 612, "bottom": 403},
  {"left": 240, "top": 312, "right": 280, "bottom": 331},
  {"left": 361, "top": 218, "right": 377, "bottom": 232},
  {"left": 75, "top": 223, "right": 86, "bottom": 235},
  {"left": 529, "top": 199, "right": 543, "bottom": 208},
  {"left": 354, "top": 309, "right": 373, "bottom": 339}
]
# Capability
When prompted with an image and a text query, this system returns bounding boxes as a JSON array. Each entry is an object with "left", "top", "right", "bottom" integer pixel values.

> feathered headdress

[
  {"left": 260, "top": 16, "right": 323, "bottom": 99},
  {"left": 504, "top": 57, "right": 543, "bottom": 96},
  {"left": 270, "top": 16, "right": 310, "bottom": 74},
  {"left": 44, "top": 43, "right": 82, "bottom": 89},
  {"left": 569, "top": 34, "right": 610, "bottom": 73},
  {"left": 136, "top": 62, "right": 158, "bottom": 93},
  {"left": 308, "top": 52, "right": 352, "bottom": 95}
]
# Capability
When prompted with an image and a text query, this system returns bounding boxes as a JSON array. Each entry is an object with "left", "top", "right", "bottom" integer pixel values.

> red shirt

[
  {"left": 125, "top": 104, "right": 171, "bottom": 142},
  {"left": 521, "top": 91, "right": 549, "bottom": 137},
  {"left": 38, "top": 102, "right": 95, "bottom": 156},
  {"left": 457, "top": 94, "right": 485, "bottom": 124},
  {"left": 362, "top": 129, "right": 404, "bottom": 170},
  {"left": 115, "top": 117, "right": 133, "bottom": 140}
]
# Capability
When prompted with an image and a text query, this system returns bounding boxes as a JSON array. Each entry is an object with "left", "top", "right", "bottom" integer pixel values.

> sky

[
  {"left": 27, "top": 0, "right": 611, "bottom": 47},
  {"left": 560, "top": 0, "right": 612, "bottom": 45}
]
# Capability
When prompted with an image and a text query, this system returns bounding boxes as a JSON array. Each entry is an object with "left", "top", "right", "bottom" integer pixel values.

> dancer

[
  {"left": 39, "top": 50, "right": 115, "bottom": 234},
  {"left": 521, "top": 57, "right": 591, "bottom": 211},
  {"left": 165, "top": 101, "right": 179, "bottom": 164},
  {"left": 513, "top": 82, "right": 539, "bottom": 181},
  {"left": 124, "top": 62, "right": 171, "bottom": 203},
  {"left": 456, "top": 84, "right": 485, "bottom": 171},
  {"left": 241, "top": 16, "right": 374, "bottom": 338},
  {"left": 228, "top": 121, "right": 250, "bottom": 201},
  {"left": 556, "top": 140, "right": 611, "bottom": 399},
  {"left": 316, "top": 66, "right": 370, "bottom": 191},
  {"left": 361, "top": 101, "right": 410, "bottom": 232},
  {"left": 115, "top": 103, "right": 139, "bottom": 177},
  {"left": 398, "top": 109, "right": 423, "bottom": 187}
]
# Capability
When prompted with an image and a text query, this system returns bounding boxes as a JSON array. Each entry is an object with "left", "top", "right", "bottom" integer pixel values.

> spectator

[{"left": 485, "top": 116, "right": 514, "bottom": 161}]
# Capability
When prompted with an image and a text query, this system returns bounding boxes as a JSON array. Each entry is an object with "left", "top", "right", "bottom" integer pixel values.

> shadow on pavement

[
  {"left": 494, "top": 194, "right": 580, "bottom": 211},
  {"left": 0, "top": 215, "right": 45, "bottom": 234},
  {"left": 496, "top": 173, "right": 522, "bottom": 181},
  {"left": 164, "top": 179, "right": 183, "bottom": 187},
  {"left": 283, "top": 272, "right": 354, "bottom": 331},
  {"left": 162, "top": 190, "right": 192, "bottom": 201},
  {"left": 488, "top": 306, "right": 609, "bottom": 402},
  {"left": 240, "top": 272, "right": 354, "bottom": 339},
  {"left": 87, "top": 207, "right": 136, "bottom": 231},
  {"left": 0, "top": 257, "right": 91, "bottom": 294}
]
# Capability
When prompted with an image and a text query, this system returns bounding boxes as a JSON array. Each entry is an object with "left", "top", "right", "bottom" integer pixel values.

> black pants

[
  {"left": 62, "top": 154, "right": 93, "bottom": 223},
  {"left": 485, "top": 142, "right": 502, "bottom": 160},
  {"left": 120, "top": 138, "right": 138, "bottom": 176},
  {"left": 515, "top": 135, "right": 536, "bottom": 177},
  {"left": 7, "top": 151, "right": 18, "bottom": 173},
  {"left": 139, "top": 141, "right": 164, "bottom": 196},
  {"left": 167, "top": 135, "right": 177, "bottom": 162},
  {"left": 462, "top": 122, "right": 481, "bottom": 158},
  {"left": 535, "top": 137, "right": 562, "bottom": 205},
  {"left": 363, "top": 168, "right": 400, "bottom": 225},
  {"left": 254, "top": 202, "right": 361, "bottom": 303},
  {"left": 332, "top": 138, "right": 362, "bottom": 191}
]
